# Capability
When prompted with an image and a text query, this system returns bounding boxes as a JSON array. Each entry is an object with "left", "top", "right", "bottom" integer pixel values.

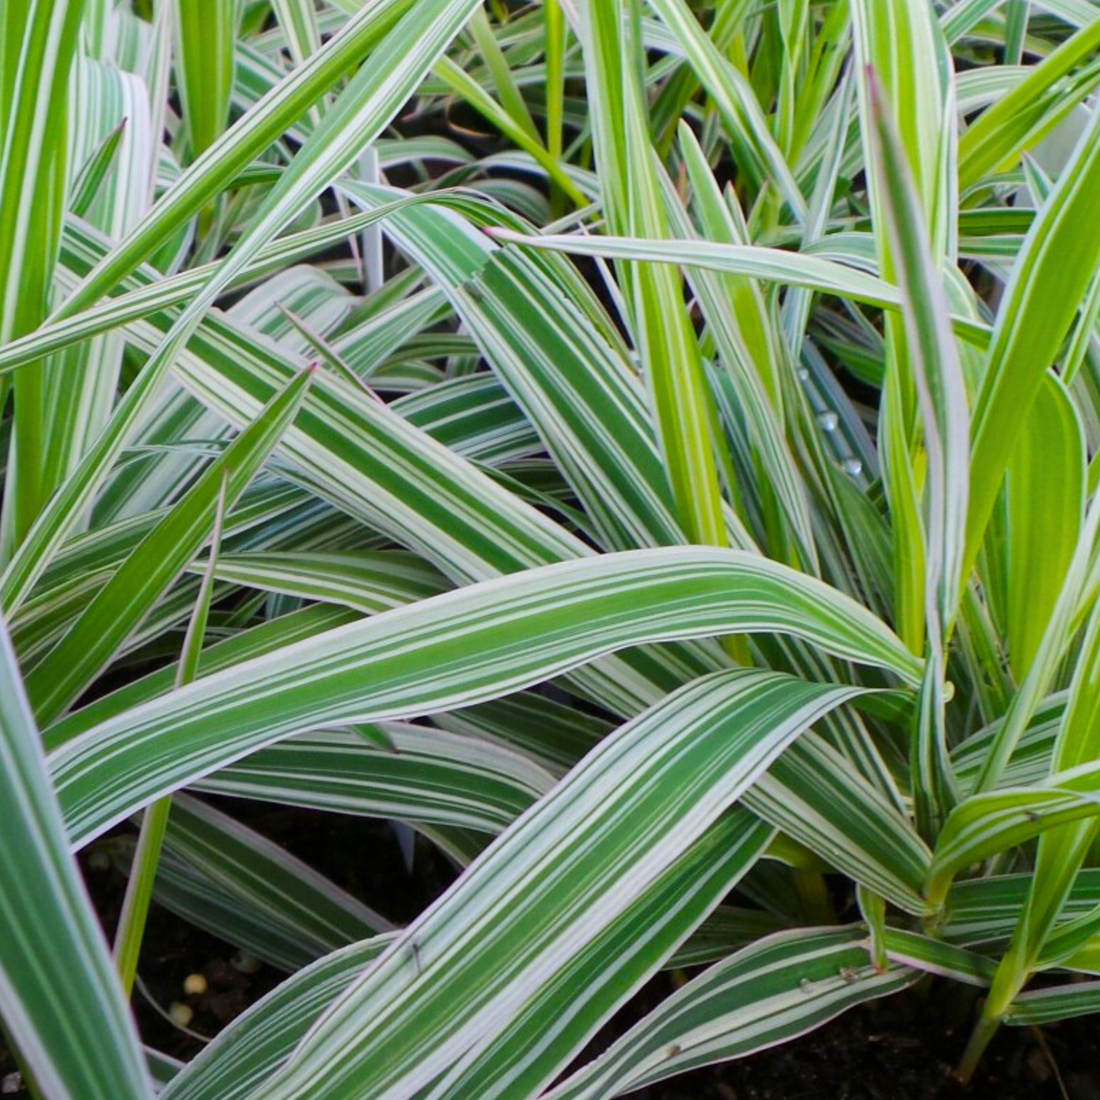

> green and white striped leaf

[
  {"left": 965, "top": 101, "right": 1100, "bottom": 576},
  {"left": 52, "top": 547, "right": 919, "bottom": 847},
  {"left": 25, "top": 364, "right": 313, "bottom": 722},
  {"left": 927, "top": 762, "right": 1100, "bottom": 905},
  {"left": 161, "top": 793, "right": 391, "bottom": 957},
  {"left": 942, "top": 871, "right": 1100, "bottom": 948},
  {"left": 162, "top": 935, "right": 397, "bottom": 1100},
  {"left": 176, "top": 0, "right": 236, "bottom": 158},
  {"left": 0, "top": 613, "right": 150, "bottom": 1100},
  {"left": 995, "top": 372, "right": 1085, "bottom": 679},
  {"left": 234, "top": 670, "right": 866, "bottom": 1100},
  {"left": 415, "top": 810, "right": 774, "bottom": 1100},
  {"left": 195, "top": 723, "right": 555, "bottom": 834},
  {"left": 1, "top": 0, "right": 482, "bottom": 615},
  {"left": 544, "top": 927, "right": 918, "bottom": 1100},
  {"left": 189, "top": 550, "right": 450, "bottom": 615},
  {"left": 1006, "top": 981, "right": 1100, "bottom": 1026},
  {"left": 487, "top": 230, "right": 990, "bottom": 346}
]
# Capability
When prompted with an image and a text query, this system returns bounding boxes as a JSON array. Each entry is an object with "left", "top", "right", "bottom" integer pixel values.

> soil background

[{"left": 3, "top": 804, "right": 1099, "bottom": 1100}]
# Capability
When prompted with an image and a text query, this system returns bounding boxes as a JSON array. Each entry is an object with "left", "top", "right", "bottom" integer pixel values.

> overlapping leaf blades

[{"left": 2, "top": 1, "right": 1100, "bottom": 1097}]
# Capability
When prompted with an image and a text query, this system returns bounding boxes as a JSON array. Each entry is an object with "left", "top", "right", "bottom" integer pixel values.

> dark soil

[{"left": 3, "top": 802, "right": 1099, "bottom": 1100}]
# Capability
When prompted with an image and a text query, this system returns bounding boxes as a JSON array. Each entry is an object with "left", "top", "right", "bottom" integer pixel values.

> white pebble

[{"left": 183, "top": 973, "right": 207, "bottom": 996}]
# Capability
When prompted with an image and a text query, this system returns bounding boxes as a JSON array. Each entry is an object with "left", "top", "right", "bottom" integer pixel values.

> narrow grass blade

[
  {"left": 52, "top": 547, "right": 919, "bottom": 847},
  {"left": 0, "top": 614, "right": 150, "bottom": 1100},
  {"left": 544, "top": 927, "right": 917, "bottom": 1100},
  {"left": 25, "top": 366, "right": 313, "bottom": 722},
  {"left": 965, "top": 102, "right": 1100, "bottom": 577}
]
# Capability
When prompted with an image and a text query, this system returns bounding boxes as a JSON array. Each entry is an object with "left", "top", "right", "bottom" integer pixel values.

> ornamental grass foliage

[{"left": 2, "top": 1, "right": 1100, "bottom": 1097}]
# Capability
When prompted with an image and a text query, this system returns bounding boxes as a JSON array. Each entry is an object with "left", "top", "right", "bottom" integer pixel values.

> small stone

[
  {"left": 1, "top": 1071, "right": 23, "bottom": 1094},
  {"left": 169, "top": 1002, "right": 194, "bottom": 1028},
  {"left": 230, "top": 950, "right": 262, "bottom": 974},
  {"left": 183, "top": 973, "right": 208, "bottom": 996}
]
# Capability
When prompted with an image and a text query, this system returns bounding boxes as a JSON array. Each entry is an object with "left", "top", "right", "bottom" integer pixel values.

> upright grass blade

[
  {"left": 0, "top": 612, "right": 150, "bottom": 1100},
  {"left": 852, "top": 0, "right": 956, "bottom": 263},
  {"left": 176, "top": 0, "right": 236, "bottom": 159},
  {"left": 43, "top": 59, "right": 155, "bottom": 506},
  {"left": 0, "top": 0, "right": 87, "bottom": 555},
  {"left": 960, "top": 582, "right": 1100, "bottom": 1076},
  {"left": 852, "top": 0, "right": 957, "bottom": 657},
  {"left": 997, "top": 373, "right": 1085, "bottom": 680},
  {"left": 434, "top": 56, "right": 586, "bottom": 207},
  {"left": 674, "top": 124, "right": 818, "bottom": 573},
  {"left": 579, "top": 0, "right": 732, "bottom": 570},
  {"left": 646, "top": 0, "right": 807, "bottom": 220},
  {"left": 865, "top": 69, "right": 967, "bottom": 637},
  {"left": 112, "top": 472, "right": 230, "bottom": 996},
  {"left": 965, "top": 102, "right": 1100, "bottom": 580},
  {"left": 866, "top": 67, "right": 967, "bottom": 832},
  {"left": 544, "top": 0, "right": 567, "bottom": 214}
]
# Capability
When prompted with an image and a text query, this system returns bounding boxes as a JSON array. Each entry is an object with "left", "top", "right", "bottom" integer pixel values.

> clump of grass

[{"left": 2, "top": 2, "right": 1100, "bottom": 1098}]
